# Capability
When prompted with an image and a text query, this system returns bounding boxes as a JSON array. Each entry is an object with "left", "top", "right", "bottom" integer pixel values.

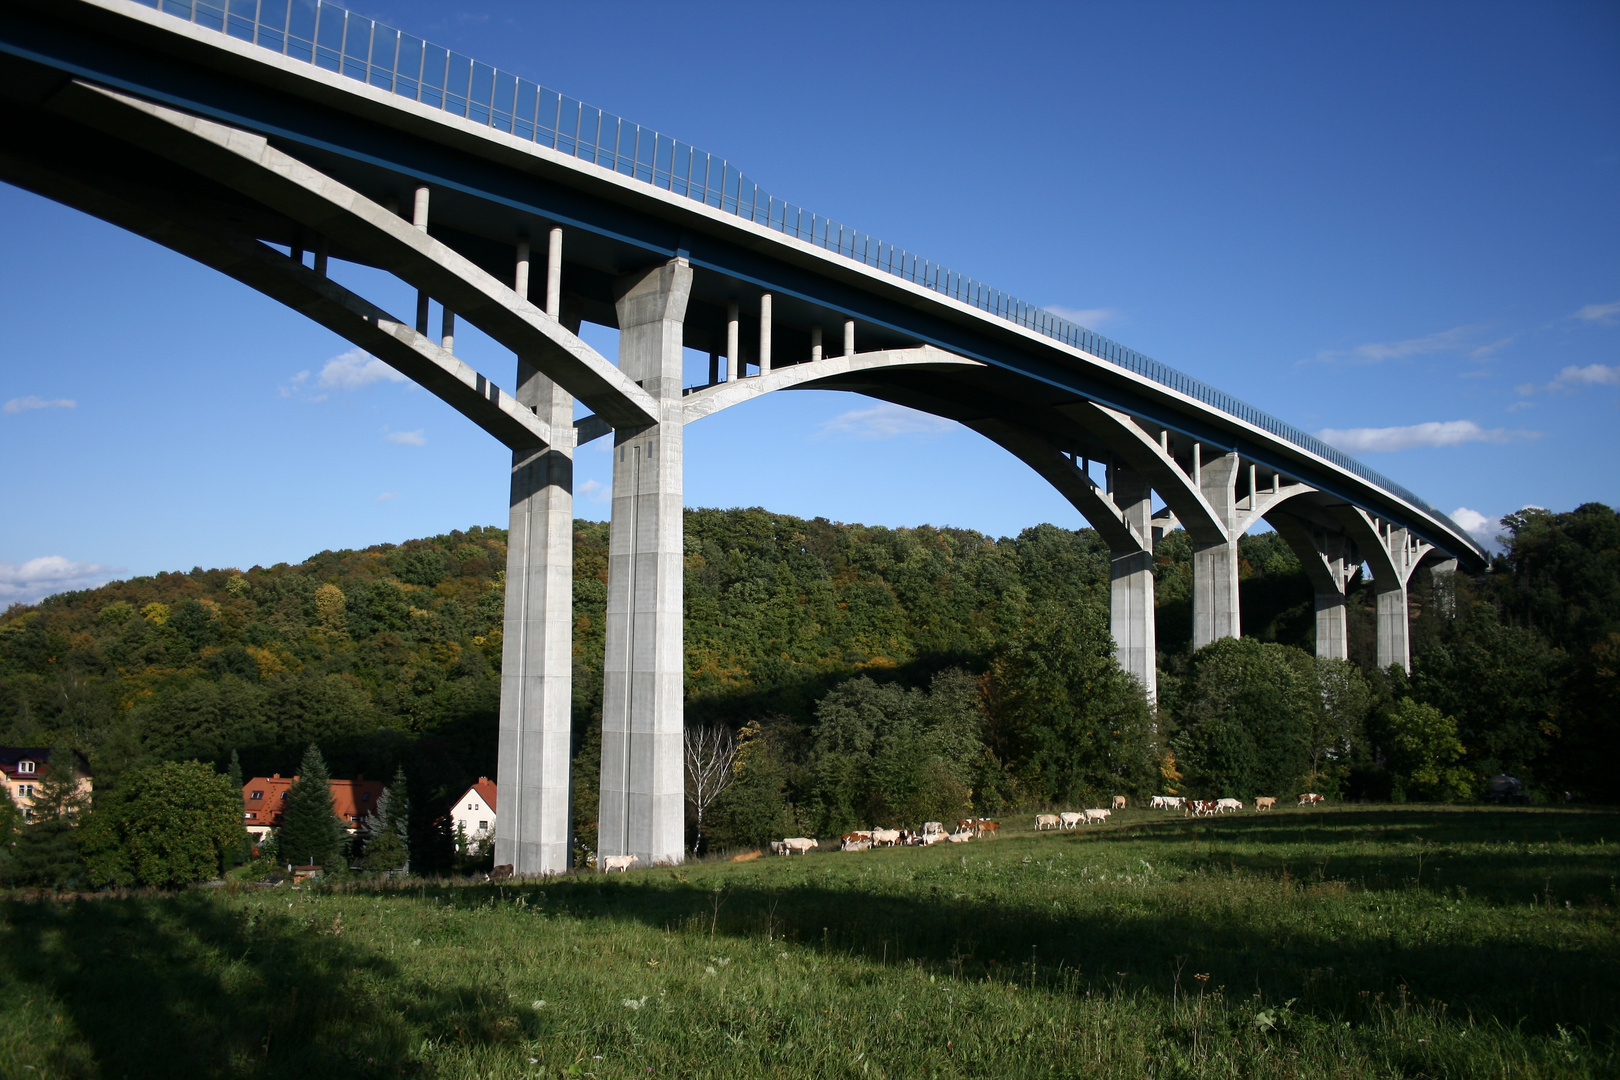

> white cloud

[
  {"left": 818, "top": 403, "right": 958, "bottom": 440},
  {"left": 375, "top": 492, "right": 399, "bottom": 503},
  {"left": 319, "top": 349, "right": 407, "bottom": 390},
  {"left": 578, "top": 478, "right": 610, "bottom": 504},
  {"left": 1467, "top": 337, "right": 1512, "bottom": 361},
  {"left": 1548, "top": 363, "right": 1620, "bottom": 390},
  {"left": 1046, "top": 306, "right": 1118, "bottom": 329},
  {"left": 1316, "top": 419, "right": 1539, "bottom": 453},
  {"left": 1573, "top": 300, "right": 1620, "bottom": 324},
  {"left": 1505, "top": 400, "right": 1535, "bottom": 412},
  {"left": 385, "top": 429, "right": 426, "bottom": 446},
  {"left": 1309, "top": 324, "right": 1485, "bottom": 365},
  {"left": 0, "top": 556, "right": 122, "bottom": 606},
  {"left": 1450, "top": 507, "right": 1501, "bottom": 551},
  {"left": 4, "top": 396, "right": 76, "bottom": 415}
]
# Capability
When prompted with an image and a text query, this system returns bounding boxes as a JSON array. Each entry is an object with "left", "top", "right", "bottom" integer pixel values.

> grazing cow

[
  {"left": 601, "top": 854, "right": 638, "bottom": 873},
  {"left": 1083, "top": 808, "right": 1111, "bottom": 824},
  {"left": 1215, "top": 798, "right": 1243, "bottom": 813},
  {"left": 871, "top": 828, "right": 902, "bottom": 847},
  {"left": 1060, "top": 811, "right": 1083, "bottom": 830},
  {"left": 1298, "top": 793, "right": 1325, "bottom": 807},
  {"left": 1111, "top": 795, "right": 1127, "bottom": 811},
  {"left": 1255, "top": 797, "right": 1276, "bottom": 811},
  {"left": 781, "top": 837, "right": 819, "bottom": 855},
  {"left": 490, "top": 864, "right": 514, "bottom": 882},
  {"left": 1035, "top": 814, "right": 1061, "bottom": 831},
  {"left": 946, "top": 830, "right": 973, "bottom": 843}
]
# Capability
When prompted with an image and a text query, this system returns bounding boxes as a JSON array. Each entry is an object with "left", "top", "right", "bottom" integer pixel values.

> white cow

[
  {"left": 1084, "top": 808, "right": 1111, "bottom": 824},
  {"left": 1059, "top": 811, "right": 1083, "bottom": 830},
  {"left": 1215, "top": 798, "right": 1243, "bottom": 813},
  {"left": 870, "top": 829, "right": 902, "bottom": 847},
  {"left": 1034, "top": 814, "right": 1061, "bottom": 831},
  {"left": 946, "top": 830, "right": 974, "bottom": 843},
  {"left": 780, "top": 837, "right": 819, "bottom": 855},
  {"left": 601, "top": 854, "right": 639, "bottom": 873}
]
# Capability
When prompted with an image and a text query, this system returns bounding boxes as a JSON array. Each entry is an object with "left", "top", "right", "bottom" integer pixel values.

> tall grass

[{"left": 1, "top": 805, "right": 1614, "bottom": 1078}]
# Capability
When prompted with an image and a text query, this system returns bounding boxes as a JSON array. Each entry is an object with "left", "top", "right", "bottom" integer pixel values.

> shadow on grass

[
  {"left": 459, "top": 807, "right": 1620, "bottom": 1048},
  {"left": 0, "top": 888, "right": 531, "bottom": 1079}
]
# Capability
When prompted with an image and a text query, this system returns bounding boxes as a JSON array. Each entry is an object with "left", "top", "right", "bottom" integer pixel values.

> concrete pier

[
  {"left": 493, "top": 358, "right": 576, "bottom": 875},
  {"left": 1192, "top": 449, "right": 1242, "bottom": 649},
  {"left": 598, "top": 258, "right": 692, "bottom": 868},
  {"left": 1109, "top": 466, "right": 1157, "bottom": 702}
]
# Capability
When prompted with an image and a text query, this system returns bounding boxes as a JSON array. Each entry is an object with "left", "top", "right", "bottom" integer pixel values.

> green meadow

[{"left": 2, "top": 805, "right": 1615, "bottom": 1079}]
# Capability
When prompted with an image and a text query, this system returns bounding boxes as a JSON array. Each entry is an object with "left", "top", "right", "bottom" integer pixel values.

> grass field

[{"left": 1, "top": 805, "right": 1615, "bottom": 1079}]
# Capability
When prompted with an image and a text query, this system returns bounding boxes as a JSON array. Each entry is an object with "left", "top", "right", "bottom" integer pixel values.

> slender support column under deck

[
  {"left": 1192, "top": 450, "right": 1241, "bottom": 649},
  {"left": 759, "top": 293, "right": 772, "bottom": 374},
  {"left": 494, "top": 361, "right": 575, "bottom": 876},
  {"left": 414, "top": 185, "right": 430, "bottom": 331},
  {"left": 441, "top": 308, "right": 455, "bottom": 352},
  {"left": 726, "top": 302, "right": 739, "bottom": 382},
  {"left": 843, "top": 318, "right": 855, "bottom": 357},
  {"left": 546, "top": 226, "right": 562, "bottom": 319},
  {"left": 1109, "top": 467, "right": 1157, "bottom": 703},
  {"left": 599, "top": 258, "right": 691, "bottom": 868},
  {"left": 811, "top": 325, "right": 822, "bottom": 361},
  {"left": 514, "top": 237, "right": 530, "bottom": 299}
]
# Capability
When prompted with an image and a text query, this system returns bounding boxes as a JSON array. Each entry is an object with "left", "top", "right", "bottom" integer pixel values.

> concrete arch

[
  {"left": 48, "top": 78, "right": 658, "bottom": 431},
  {"left": 0, "top": 142, "right": 554, "bottom": 450}
]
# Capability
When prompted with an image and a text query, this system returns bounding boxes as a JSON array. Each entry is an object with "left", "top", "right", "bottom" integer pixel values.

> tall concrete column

[
  {"left": 1268, "top": 512, "right": 1356, "bottom": 661},
  {"left": 1192, "top": 449, "right": 1241, "bottom": 649},
  {"left": 494, "top": 360, "right": 575, "bottom": 875},
  {"left": 599, "top": 258, "right": 691, "bottom": 868},
  {"left": 1376, "top": 579, "right": 1410, "bottom": 671},
  {"left": 1109, "top": 466, "right": 1156, "bottom": 702}
]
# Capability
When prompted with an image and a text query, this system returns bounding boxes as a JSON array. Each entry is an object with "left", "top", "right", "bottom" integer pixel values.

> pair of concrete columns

[{"left": 495, "top": 259, "right": 691, "bottom": 875}]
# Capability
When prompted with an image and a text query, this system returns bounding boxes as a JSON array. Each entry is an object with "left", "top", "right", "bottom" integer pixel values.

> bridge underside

[{"left": 0, "top": 0, "right": 1476, "bottom": 874}]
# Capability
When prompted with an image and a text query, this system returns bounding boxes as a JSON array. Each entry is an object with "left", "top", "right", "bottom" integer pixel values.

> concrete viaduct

[{"left": 0, "top": 0, "right": 1487, "bottom": 874}]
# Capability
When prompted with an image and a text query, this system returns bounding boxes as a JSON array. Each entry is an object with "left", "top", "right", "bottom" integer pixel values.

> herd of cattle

[
  {"left": 584, "top": 794, "right": 1338, "bottom": 870},
  {"left": 754, "top": 793, "right": 1330, "bottom": 860}
]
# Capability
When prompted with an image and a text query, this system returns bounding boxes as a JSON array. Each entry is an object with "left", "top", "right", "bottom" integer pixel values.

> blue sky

[{"left": 2, "top": 0, "right": 1617, "bottom": 604}]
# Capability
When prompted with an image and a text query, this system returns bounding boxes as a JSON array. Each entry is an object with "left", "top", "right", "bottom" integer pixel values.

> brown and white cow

[
  {"left": 1184, "top": 799, "right": 1219, "bottom": 817},
  {"left": 1298, "top": 793, "right": 1325, "bottom": 807}
]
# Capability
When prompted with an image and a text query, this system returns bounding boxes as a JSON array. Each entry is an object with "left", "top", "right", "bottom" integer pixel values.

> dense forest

[{"left": 1, "top": 502, "right": 1615, "bottom": 871}]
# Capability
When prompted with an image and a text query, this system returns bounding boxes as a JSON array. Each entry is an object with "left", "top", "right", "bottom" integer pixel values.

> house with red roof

[
  {"left": 241, "top": 773, "right": 386, "bottom": 841},
  {"left": 450, "top": 777, "right": 497, "bottom": 855}
]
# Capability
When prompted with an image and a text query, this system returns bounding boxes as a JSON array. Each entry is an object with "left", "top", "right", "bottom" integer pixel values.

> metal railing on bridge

[{"left": 133, "top": 0, "right": 1461, "bottom": 535}]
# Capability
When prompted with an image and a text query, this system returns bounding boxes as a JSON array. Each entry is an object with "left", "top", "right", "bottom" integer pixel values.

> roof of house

[
  {"left": 456, "top": 777, "right": 497, "bottom": 813},
  {"left": 0, "top": 747, "right": 91, "bottom": 780},
  {"left": 242, "top": 774, "right": 386, "bottom": 824}
]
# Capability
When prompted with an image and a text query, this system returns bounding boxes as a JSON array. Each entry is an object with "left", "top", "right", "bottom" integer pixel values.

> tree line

[{"left": 0, "top": 502, "right": 1613, "bottom": 879}]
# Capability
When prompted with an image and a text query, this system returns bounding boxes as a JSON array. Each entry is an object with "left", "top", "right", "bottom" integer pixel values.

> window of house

[
  {"left": 17, "top": 761, "right": 34, "bottom": 775},
  {"left": 348, "top": 815, "right": 357, "bottom": 822},
  {"left": 245, "top": 812, "right": 256, "bottom": 820},
  {"left": 361, "top": 793, "right": 370, "bottom": 802},
  {"left": 468, "top": 802, "right": 476, "bottom": 810},
  {"left": 280, "top": 792, "right": 288, "bottom": 800},
  {"left": 22, "top": 808, "right": 33, "bottom": 822},
  {"left": 17, "top": 784, "right": 33, "bottom": 797},
  {"left": 478, "top": 821, "right": 488, "bottom": 830},
  {"left": 249, "top": 791, "right": 263, "bottom": 800}
]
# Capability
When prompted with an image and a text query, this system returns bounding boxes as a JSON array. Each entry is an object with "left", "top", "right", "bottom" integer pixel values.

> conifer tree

[
  {"left": 277, "top": 744, "right": 343, "bottom": 869},
  {"left": 225, "top": 749, "right": 250, "bottom": 866},
  {"left": 362, "top": 765, "right": 410, "bottom": 871},
  {"left": 10, "top": 739, "right": 88, "bottom": 888}
]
